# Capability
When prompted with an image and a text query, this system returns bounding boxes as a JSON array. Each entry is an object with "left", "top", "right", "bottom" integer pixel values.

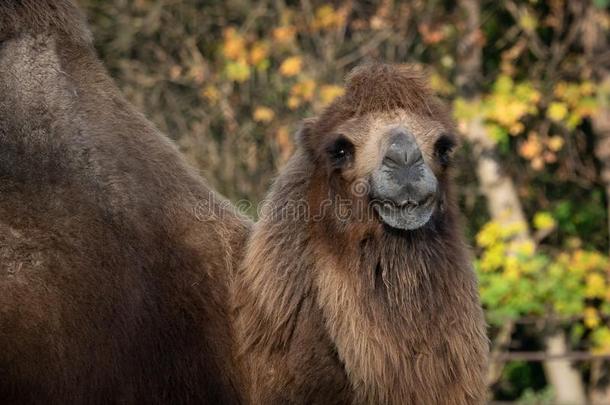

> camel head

[{"left": 299, "top": 63, "right": 457, "bottom": 232}]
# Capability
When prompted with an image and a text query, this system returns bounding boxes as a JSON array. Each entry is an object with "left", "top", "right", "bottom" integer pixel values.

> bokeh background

[{"left": 79, "top": 0, "right": 609, "bottom": 403}]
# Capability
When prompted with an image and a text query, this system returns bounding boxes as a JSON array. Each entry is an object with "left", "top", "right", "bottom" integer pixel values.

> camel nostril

[
  {"left": 399, "top": 199, "right": 419, "bottom": 208},
  {"left": 421, "top": 193, "right": 437, "bottom": 207},
  {"left": 383, "top": 155, "right": 402, "bottom": 168}
]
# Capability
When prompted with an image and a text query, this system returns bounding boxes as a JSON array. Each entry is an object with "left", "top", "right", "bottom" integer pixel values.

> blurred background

[{"left": 79, "top": 0, "right": 609, "bottom": 403}]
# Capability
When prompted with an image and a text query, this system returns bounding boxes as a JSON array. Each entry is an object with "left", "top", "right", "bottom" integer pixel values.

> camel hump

[{"left": 0, "top": 0, "right": 92, "bottom": 44}]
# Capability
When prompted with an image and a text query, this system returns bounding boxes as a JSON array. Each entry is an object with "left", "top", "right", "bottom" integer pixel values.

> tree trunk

[
  {"left": 593, "top": 92, "right": 610, "bottom": 250},
  {"left": 590, "top": 77, "right": 610, "bottom": 402},
  {"left": 584, "top": 4, "right": 610, "bottom": 254},
  {"left": 543, "top": 330, "right": 588, "bottom": 405},
  {"left": 583, "top": 5, "right": 610, "bottom": 403},
  {"left": 456, "top": 0, "right": 587, "bottom": 403}
]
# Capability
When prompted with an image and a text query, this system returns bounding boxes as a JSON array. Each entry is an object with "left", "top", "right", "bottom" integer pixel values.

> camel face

[{"left": 318, "top": 110, "right": 456, "bottom": 230}]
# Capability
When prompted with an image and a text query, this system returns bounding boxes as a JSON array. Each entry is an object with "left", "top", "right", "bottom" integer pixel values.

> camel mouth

[{"left": 371, "top": 195, "right": 436, "bottom": 231}]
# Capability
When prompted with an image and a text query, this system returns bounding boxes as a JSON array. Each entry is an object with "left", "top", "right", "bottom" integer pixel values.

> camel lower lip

[{"left": 373, "top": 200, "right": 434, "bottom": 230}]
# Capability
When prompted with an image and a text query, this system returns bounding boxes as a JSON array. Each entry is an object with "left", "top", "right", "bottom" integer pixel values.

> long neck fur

[{"left": 235, "top": 151, "right": 488, "bottom": 404}]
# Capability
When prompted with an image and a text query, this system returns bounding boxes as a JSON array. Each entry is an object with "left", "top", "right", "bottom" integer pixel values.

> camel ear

[{"left": 294, "top": 117, "right": 317, "bottom": 155}]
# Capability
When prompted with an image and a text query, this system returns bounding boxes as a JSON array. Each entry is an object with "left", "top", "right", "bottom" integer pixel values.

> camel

[
  {"left": 0, "top": 1, "right": 488, "bottom": 404},
  {"left": 0, "top": 1, "right": 249, "bottom": 403},
  {"left": 233, "top": 64, "right": 489, "bottom": 404}
]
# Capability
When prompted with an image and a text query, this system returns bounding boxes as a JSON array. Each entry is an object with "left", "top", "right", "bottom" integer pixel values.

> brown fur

[
  {"left": 0, "top": 1, "right": 250, "bottom": 404},
  {"left": 234, "top": 64, "right": 489, "bottom": 404},
  {"left": 1, "top": 2, "right": 488, "bottom": 403}
]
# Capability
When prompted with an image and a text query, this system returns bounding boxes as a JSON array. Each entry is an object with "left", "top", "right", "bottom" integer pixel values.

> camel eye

[
  {"left": 434, "top": 134, "right": 456, "bottom": 167},
  {"left": 327, "top": 136, "right": 354, "bottom": 166}
]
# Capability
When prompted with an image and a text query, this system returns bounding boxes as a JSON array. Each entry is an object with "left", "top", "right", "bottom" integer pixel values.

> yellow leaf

[
  {"left": 476, "top": 221, "right": 503, "bottom": 248},
  {"left": 580, "top": 81, "right": 595, "bottom": 96},
  {"left": 505, "top": 256, "right": 521, "bottom": 277},
  {"left": 315, "top": 5, "right": 335, "bottom": 26},
  {"left": 519, "top": 11, "right": 538, "bottom": 32},
  {"left": 547, "top": 136, "right": 564, "bottom": 151},
  {"left": 586, "top": 273, "right": 606, "bottom": 299},
  {"left": 311, "top": 5, "right": 344, "bottom": 30},
  {"left": 533, "top": 212, "right": 556, "bottom": 231},
  {"left": 222, "top": 27, "right": 246, "bottom": 61},
  {"left": 225, "top": 61, "right": 250, "bottom": 82},
  {"left": 519, "top": 133, "right": 542, "bottom": 159},
  {"left": 511, "top": 240, "right": 535, "bottom": 257},
  {"left": 585, "top": 307, "right": 600, "bottom": 329},
  {"left": 249, "top": 42, "right": 269, "bottom": 66},
  {"left": 273, "top": 26, "right": 296, "bottom": 44},
  {"left": 201, "top": 85, "right": 220, "bottom": 104},
  {"left": 480, "top": 244, "right": 506, "bottom": 272},
  {"left": 279, "top": 56, "right": 302, "bottom": 77},
  {"left": 291, "top": 79, "right": 316, "bottom": 101},
  {"left": 554, "top": 82, "right": 568, "bottom": 98},
  {"left": 592, "top": 327, "right": 610, "bottom": 354},
  {"left": 509, "top": 122, "right": 524, "bottom": 135},
  {"left": 547, "top": 102, "right": 569, "bottom": 121},
  {"left": 287, "top": 96, "right": 301, "bottom": 110},
  {"left": 319, "top": 84, "right": 345, "bottom": 105},
  {"left": 253, "top": 106, "right": 275, "bottom": 123}
]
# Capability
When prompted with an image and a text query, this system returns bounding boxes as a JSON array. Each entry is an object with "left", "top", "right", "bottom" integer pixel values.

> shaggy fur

[
  {"left": 0, "top": 1, "right": 250, "bottom": 403},
  {"left": 234, "top": 64, "right": 489, "bottom": 404},
  {"left": 0, "top": 1, "right": 487, "bottom": 403}
]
